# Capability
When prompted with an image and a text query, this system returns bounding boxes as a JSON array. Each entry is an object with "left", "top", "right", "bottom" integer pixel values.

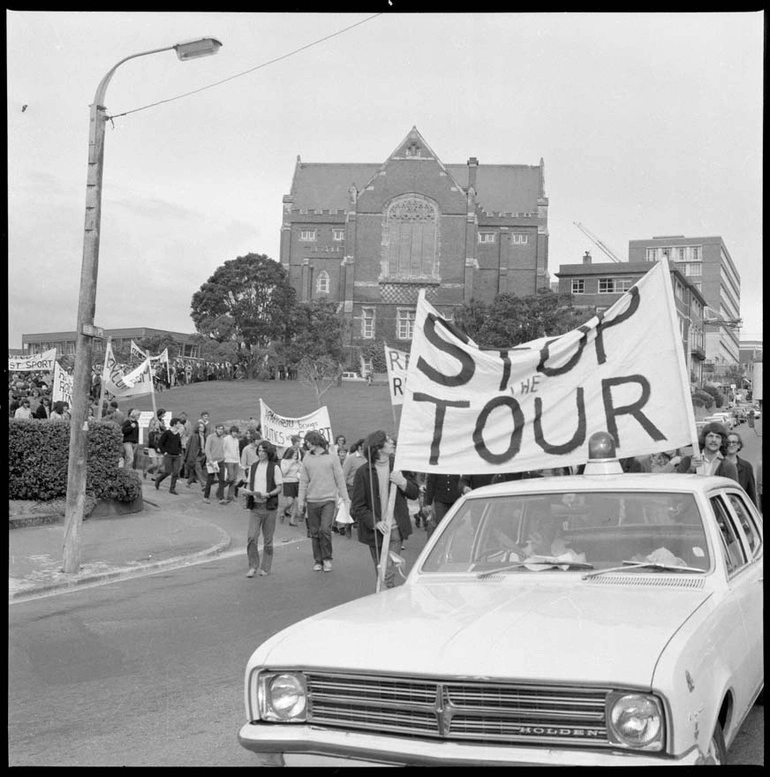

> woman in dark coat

[
  {"left": 351, "top": 430, "right": 419, "bottom": 589},
  {"left": 725, "top": 431, "right": 758, "bottom": 506},
  {"left": 185, "top": 420, "right": 208, "bottom": 488}
]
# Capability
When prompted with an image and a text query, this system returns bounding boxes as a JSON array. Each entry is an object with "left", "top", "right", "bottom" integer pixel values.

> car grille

[{"left": 305, "top": 673, "right": 612, "bottom": 747}]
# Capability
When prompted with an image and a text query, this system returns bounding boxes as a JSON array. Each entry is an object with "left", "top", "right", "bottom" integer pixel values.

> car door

[
  {"left": 708, "top": 493, "right": 761, "bottom": 719},
  {"left": 722, "top": 490, "right": 763, "bottom": 700}
]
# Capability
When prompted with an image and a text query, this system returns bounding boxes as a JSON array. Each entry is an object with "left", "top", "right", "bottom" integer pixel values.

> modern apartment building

[
  {"left": 628, "top": 236, "right": 741, "bottom": 376},
  {"left": 279, "top": 127, "right": 549, "bottom": 362},
  {"left": 555, "top": 252, "right": 708, "bottom": 386}
]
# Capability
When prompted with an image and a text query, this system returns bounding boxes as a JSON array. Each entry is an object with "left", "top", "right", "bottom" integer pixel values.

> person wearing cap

[
  {"left": 280, "top": 435, "right": 304, "bottom": 525},
  {"left": 350, "top": 430, "right": 419, "bottom": 589},
  {"left": 676, "top": 422, "right": 739, "bottom": 482},
  {"left": 296, "top": 431, "right": 350, "bottom": 572}
]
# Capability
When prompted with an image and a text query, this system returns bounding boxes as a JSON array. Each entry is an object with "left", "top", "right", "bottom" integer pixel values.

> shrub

[
  {"left": 361, "top": 340, "right": 388, "bottom": 372},
  {"left": 99, "top": 467, "right": 143, "bottom": 502},
  {"left": 8, "top": 418, "right": 124, "bottom": 501},
  {"left": 691, "top": 388, "right": 716, "bottom": 410}
]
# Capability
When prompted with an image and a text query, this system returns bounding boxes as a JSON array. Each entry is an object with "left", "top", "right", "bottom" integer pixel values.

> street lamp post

[{"left": 62, "top": 38, "right": 222, "bottom": 573}]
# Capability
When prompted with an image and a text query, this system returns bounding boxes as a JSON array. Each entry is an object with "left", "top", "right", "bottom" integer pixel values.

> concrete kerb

[{"left": 9, "top": 526, "right": 232, "bottom": 604}]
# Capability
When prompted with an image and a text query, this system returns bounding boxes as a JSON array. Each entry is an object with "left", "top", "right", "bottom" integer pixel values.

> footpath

[{"left": 9, "top": 477, "right": 312, "bottom": 604}]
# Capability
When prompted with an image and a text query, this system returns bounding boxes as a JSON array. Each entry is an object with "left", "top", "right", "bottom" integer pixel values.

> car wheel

[{"left": 705, "top": 722, "right": 727, "bottom": 764}]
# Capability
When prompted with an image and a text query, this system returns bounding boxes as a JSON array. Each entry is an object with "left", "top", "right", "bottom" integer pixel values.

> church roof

[{"left": 287, "top": 131, "right": 544, "bottom": 216}]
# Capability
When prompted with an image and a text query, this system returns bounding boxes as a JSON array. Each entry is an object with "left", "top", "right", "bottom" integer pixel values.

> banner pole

[
  {"left": 96, "top": 336, "right": 110, "bottom": 420},
  {"left": 149, "top": 358, "right": 157, "bottom": 417},
  {"left": 376, "top": 484, "right": 398, "bottom": 593},
  {"left": 659, "top": 255, "right": 700, "bottom": 454}
]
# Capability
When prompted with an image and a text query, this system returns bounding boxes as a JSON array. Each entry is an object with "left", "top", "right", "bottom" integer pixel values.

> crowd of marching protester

[
  {"left": 10, "top": 370, "right": 762, "bottom": 589},
  {"left": 114, "top": 407, "right": 760, "bottom": 588}
]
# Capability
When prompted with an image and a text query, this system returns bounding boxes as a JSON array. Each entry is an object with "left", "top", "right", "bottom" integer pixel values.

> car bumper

[{"left": 238, "top": 724, "right": 709, "bottom": 766}]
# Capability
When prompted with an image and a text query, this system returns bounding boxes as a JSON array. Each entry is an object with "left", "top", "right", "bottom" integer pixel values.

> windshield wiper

[
  {"left": 583, "top": 560, "right": 706, "bottom": 580},
  {"left": 477, "top": 557, "right": 594, "bottom": 578}
]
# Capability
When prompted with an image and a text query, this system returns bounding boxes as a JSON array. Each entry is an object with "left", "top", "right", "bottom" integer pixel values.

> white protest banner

[
  {"left": 9, "top": 348, "right": 57, "bottom": 372},
  {"left": 384, "top": 344, "right": 410, "bottom": 406},
  {"left": 393, "top": 257, "right": 698, "bottom": 475},
  {"left": 260, "top": 398, "right": 333, "bottom": 450},
  {"left": 118, "top": 358, "right": 155, "bottom": 397},
  {"left": 102, "top": 344, "right": 154, "bottom": 398},
  {"left": 130, "top": 340, "right": 147, "bottom": 361},
  {"left": 52, "top": 361, "right": 74, "bottom": 406}
]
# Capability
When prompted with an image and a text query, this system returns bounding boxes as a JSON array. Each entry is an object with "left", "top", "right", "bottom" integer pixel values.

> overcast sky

[{"left": 7, "top": 11, "right": 763, "bottom": 349}]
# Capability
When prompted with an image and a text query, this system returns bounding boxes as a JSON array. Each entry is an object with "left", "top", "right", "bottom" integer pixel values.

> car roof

[{"left": 463, "top": 472, "right": 741, "bottom": 499}]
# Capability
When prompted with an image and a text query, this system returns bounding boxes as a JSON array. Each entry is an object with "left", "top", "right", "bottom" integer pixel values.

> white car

[
  {"left": 238, "top": 435, "right": 763, "bottom": 766},
  {"left": 341, "top": 371, "right": 368, "bottom": 381},
  {"left": 703, "top": 413, "right": 734, "bottom": 431}
]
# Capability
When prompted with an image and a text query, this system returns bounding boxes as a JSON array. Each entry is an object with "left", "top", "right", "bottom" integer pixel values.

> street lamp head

[{"left": 174, "top": 37, "right": 223, "bottom": 61}]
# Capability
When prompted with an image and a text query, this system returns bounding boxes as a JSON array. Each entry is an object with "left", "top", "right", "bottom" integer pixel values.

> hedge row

[{"left": 8, "top": 418, "right": 141, "bottom": 502}]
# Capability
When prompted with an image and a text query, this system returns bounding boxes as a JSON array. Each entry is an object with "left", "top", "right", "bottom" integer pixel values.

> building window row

[
  {"left": 358, "top": 307, "right": 416, "bottom": 341},
  {"left": 647, "top": 245, "right": 701, "bottom": 262},
  {"left": 571, "top": 279, "right": 585, "bottom": 294},
  {"left": 511, "top": 234, "right": 529, "bottom": 244},
  {"left": 598, "top": 277, "right": 635, "bottom": 294},
  {"left": 300, "top": 228, "right": 346, "bottom": 242},
  {"left": 478, "top": 232, "right": 495, "bottom": 243}
]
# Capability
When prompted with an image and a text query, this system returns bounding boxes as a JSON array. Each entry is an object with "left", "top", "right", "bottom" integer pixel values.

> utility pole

[{"left": 61, "top": 38, "right": 222, "bottom": 573}]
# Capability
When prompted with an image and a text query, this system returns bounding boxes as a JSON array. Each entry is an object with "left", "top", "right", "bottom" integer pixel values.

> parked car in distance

[
  {"left": 341, "top": 371, "right": 368, "bottom": 381},
  {"left": 702, "top": 413, "right": 734, "bottom": 431},
  {"left": 238, "top": 433, "right": 763, "bottom": 766}
]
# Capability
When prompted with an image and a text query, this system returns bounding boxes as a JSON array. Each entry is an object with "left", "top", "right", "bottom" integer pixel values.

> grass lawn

[{"left": 122, "top": 379, "right": 402, "bottom": 445}]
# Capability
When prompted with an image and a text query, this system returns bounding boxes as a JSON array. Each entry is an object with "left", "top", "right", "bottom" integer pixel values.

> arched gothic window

[
  {"left": 384, "top": 195, "right": 438, "bottom": 280},
  {"left": 316, "top": 270, "right": 330, "bottom": 294}
]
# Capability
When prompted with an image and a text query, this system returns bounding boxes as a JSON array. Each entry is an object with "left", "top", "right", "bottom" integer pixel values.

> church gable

[{"left": 355, "top": 127, "right": 468, "bottom": 214}]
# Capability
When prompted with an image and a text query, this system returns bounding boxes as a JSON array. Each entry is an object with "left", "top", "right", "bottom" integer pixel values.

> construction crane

[{"left": 573, "top": 222, "right": 624, "bottom": 263}]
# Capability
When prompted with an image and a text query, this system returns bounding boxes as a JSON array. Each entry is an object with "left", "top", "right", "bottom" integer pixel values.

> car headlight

[
  {"left": 607, "top": 693, "right": 664, "bottom": 751},
  {"left": 258, "top": 672, "right": 307, "bottom": 722}
]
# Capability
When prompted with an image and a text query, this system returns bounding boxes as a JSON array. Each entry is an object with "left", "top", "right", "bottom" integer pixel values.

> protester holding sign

[
  {"left": 675, "top": 422, "right": 739, "bottom": 482},
  {"left": 351, "top": 431, "right": 419, "bottom": 589},
  {"left": 296, "top": 431, "right": 350, "bottom": 573}
]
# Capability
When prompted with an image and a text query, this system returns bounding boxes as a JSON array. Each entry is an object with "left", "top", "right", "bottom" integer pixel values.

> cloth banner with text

[
  {"left": 384, "top": 344, "right": 410, "bottom": 406},
  {"left": 9, "top": 348, "right": 57, "bottom": 372},
  {"left": 260, "top": 398, "right": 333, "bottom": 450},
  {"left": 131, "top": 341, "right": 170, "bottom": 381},
  {"left": 393, "top": 257, "right": 698, "bottom": 475},
  {"left": 52, "top": 361, "right": 74, "bottom": 406},
  {"left": 102, "top": 343, "right": 154, "bottom": 398}
]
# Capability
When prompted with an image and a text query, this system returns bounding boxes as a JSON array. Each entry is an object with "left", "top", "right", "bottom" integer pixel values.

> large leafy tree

[
  {"left": 281, "top": 300, "right": 345, "bottom": 406},
  {"left": 455, "top": 289, "right": 589, "bottom": 348},
  {"left": 190, "top": 254, "right": 296, "bottom": 378}
]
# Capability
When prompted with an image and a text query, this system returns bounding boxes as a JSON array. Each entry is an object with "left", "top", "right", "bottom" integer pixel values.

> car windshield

[{"left": 419, "top": 491, "right": 711, "bottom": 575}]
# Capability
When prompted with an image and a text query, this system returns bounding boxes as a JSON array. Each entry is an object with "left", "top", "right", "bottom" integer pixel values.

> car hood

[{"left": 255, "top": 579, "right": 710, "bottom": 688}]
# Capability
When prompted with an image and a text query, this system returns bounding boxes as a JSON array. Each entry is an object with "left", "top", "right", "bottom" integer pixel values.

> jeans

[
  {"left": 247, "top": 505, "right": 277, "bottom": 573},
  {"left": 204, "top": 461, "right": 226, "bottom": 500},
  {"left": 224, "top": 462, "right": 240, "bottom": 500},
  {"left": 155, "top": 454, "right": 182, "bottom": 491},
  {"left": 368, "top": 541, "right": 396, "bottom": 588},
  {"left": 122, "top": 441, "right": 136, "bottom": 469},
  {"left": 306, "top": 500, "right": 336, "bottom": 563},
  {"left": 187, "top": 454, "right": 206, "bottom": 485}
]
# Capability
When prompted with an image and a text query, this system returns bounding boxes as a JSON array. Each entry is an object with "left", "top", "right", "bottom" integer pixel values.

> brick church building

[{"left": 279, "top": 127, "right": 549, "bottom": 365}]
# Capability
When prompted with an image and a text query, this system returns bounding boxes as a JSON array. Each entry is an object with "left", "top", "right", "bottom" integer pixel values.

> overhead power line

[{"left": 108, "top": 12, "right": 384, "bottom": 121}]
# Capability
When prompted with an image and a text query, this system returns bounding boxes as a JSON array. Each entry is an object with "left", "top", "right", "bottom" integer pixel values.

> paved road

[{"left": 8, "top": 525, "right": 763, "bottom": 766}]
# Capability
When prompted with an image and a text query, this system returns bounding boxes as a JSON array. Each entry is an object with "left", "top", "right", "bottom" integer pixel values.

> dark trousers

[
  {"left": 204, "top": 461, "right": 226, "bottom": 500},
  {"left": 306, "top": 500, "right": 336, "bottom": 563},
  {"left": 155, "top": 454, "right": 182, "bottom": 491}
]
